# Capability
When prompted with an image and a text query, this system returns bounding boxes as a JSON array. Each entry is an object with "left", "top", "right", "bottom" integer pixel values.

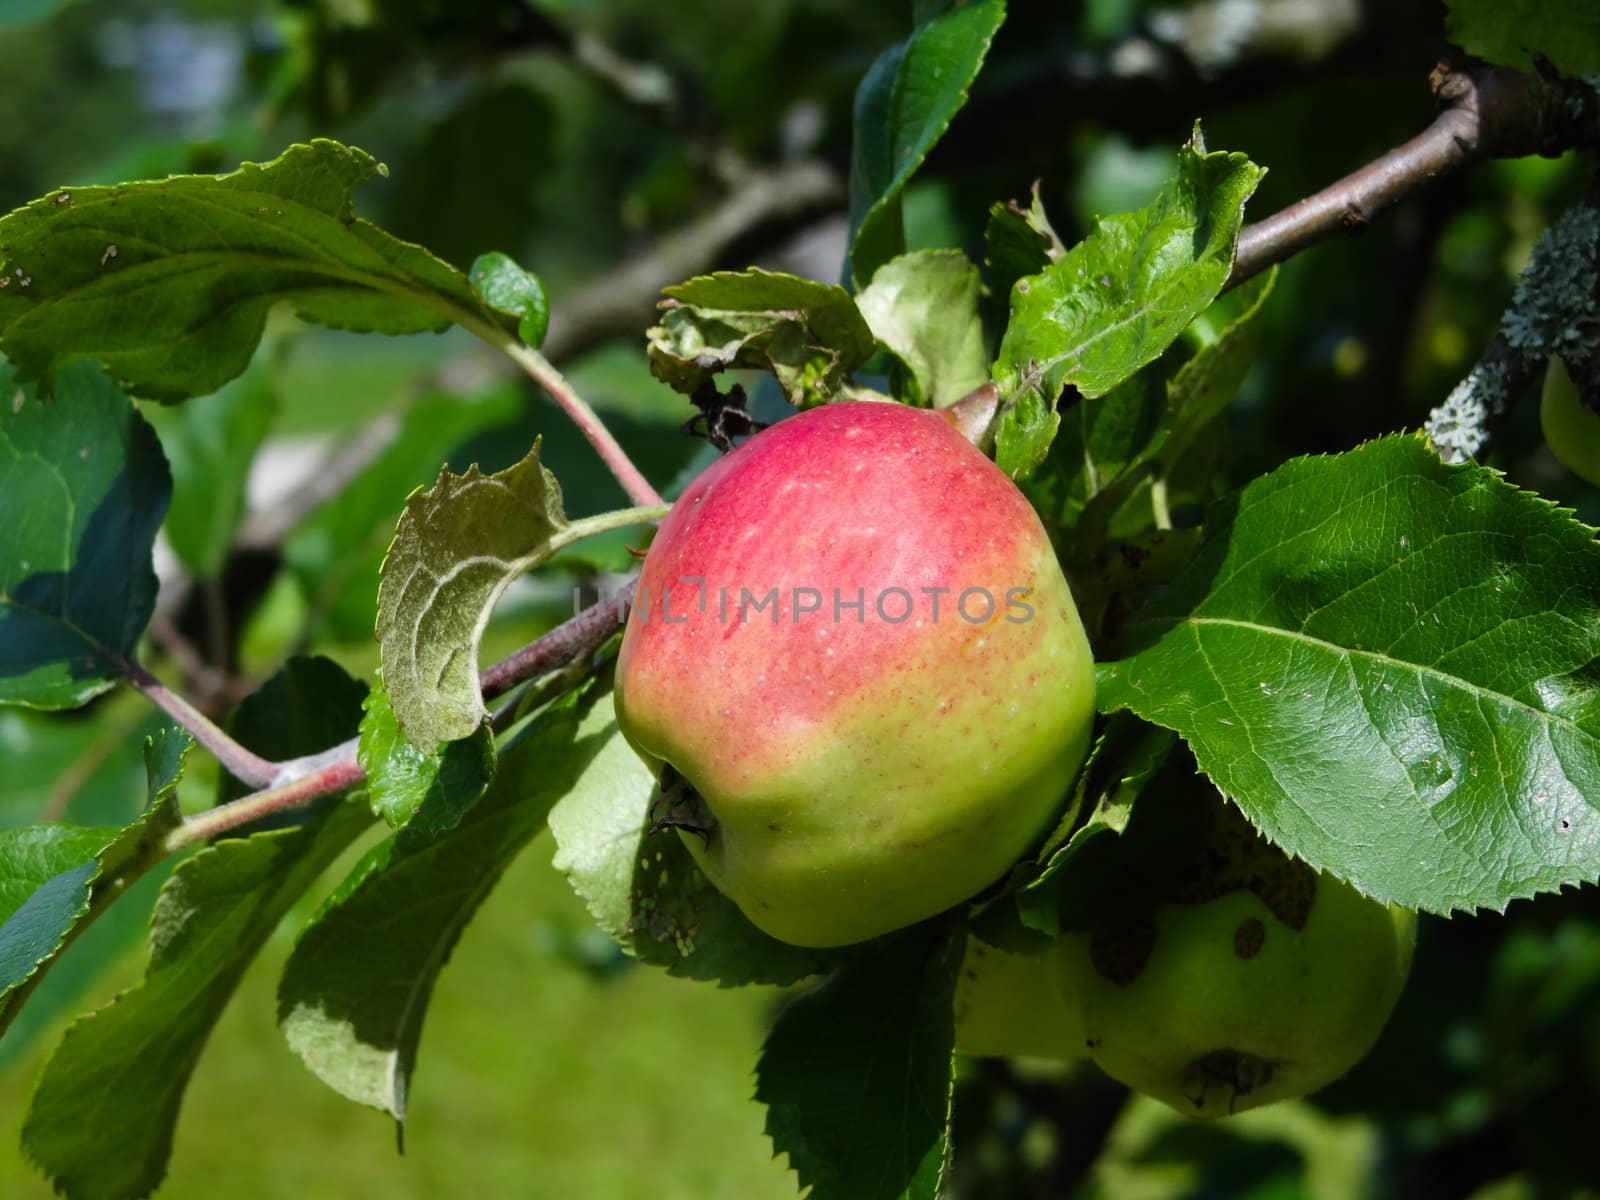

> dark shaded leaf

[
  {"left": 757, "top": 920, "right": 961, "bottom": 1200},
  {"left": 847, "top": 0, "right": 1007, "bottom": 287},
  {"left": 0, "top": 358, "right": 168, "bottom": 709}
]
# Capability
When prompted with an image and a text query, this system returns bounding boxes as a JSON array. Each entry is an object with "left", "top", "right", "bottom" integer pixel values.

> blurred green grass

[{"left": 0, "top": 825, "right": 800, "bottom": 1199}]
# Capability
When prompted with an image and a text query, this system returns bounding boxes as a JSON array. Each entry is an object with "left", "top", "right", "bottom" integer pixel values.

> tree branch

[{"left": 1231, "top": 59, "right": 1600, "bottom": 287}]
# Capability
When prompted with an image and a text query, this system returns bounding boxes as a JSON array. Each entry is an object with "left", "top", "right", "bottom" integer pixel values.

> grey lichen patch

[{"left": 1427, "top": 199, "right": 1600, "bottom": 462}]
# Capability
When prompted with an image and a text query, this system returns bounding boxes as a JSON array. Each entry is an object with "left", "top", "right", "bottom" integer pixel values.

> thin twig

[
  {"left": 122, "top": 659, "right": 278, "bottom": 789},
  {"left": 1231, "top": 60, "right": 1600, "bottom": 288},
  {"left": 163, "top": 757, "right": 367, "bottom": 854},
  {"left": 481, "top": 577, "right": 637, "bottom": 700}
]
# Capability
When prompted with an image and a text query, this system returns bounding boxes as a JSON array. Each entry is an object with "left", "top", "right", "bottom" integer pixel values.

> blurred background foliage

[{"left": 1, "top": 0, "right": 1598, "bottom": 1196}]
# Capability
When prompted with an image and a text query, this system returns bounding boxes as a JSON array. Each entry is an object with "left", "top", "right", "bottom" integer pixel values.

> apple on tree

[
  {"left": 1057, "top": 778, "right": 1417, "bottom": 1117},
  {"left": 613, "top": 400, "right": 1098, "bottom": 948}
]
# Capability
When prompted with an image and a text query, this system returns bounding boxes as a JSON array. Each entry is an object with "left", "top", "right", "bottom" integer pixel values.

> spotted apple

[
  {"left": 613, "top": 400, "right": 1096, "bottom": 948},
  {"left": 1058, "top": 783, "right": 1416, "bottom": 1117}
]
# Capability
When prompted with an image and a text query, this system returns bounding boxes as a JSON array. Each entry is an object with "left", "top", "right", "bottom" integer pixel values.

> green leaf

[
  {"left": 469, "top": 251, "right": 550, "bottom": 349},
  {"left": 855, "top": 250, "right": 990, "bottom": 408},
  {"left": 358, "top": 674, "right": 494, "bottom": 834},
  {"left": 1098, "top": 435, "right": 1600, "bottom": 916},
  {"left": 991, "top": 127, "right": 1265, "bottom": 479},
  {"left": 0, "top": 358, "right": 170, "bottom": 709},
  {"left": 1015, "top": 714, "right": 1175, "bottom": 937},
  {"left": 1040, "top": 266, "right": 1276, "bottom": 553},
  {"left": 847, "top": 0, "right": 1007, "bottom": 287},
  {"left": 277, "top": 681, "right": 611, "bottom": 1127},
  {"left": 0, "top": 728, "right": 186, "bottom": 1039},
  {"left": 281, "top": 382, "right": 522, "bottom": 643},
  {"left": 376, "top": 443, "right": 655, "bottom": 751},
  {"left": 22, "top": 797, "right": 368, "bottom": 1200},
  {"left": 548, "top": 710, "right": 838, "bottom": 987},
  {"left": 983, "top": 184, "right": 1065, "bottom": 308},
  {"left": 757, "top": 920, "right": 961, "bottom": 1200},
  {"left": 646, "top": 269, "right": 879, "bottom": 409},
  {"left": 0, "top": 828, "right": 117, "bottom": 1008},
  {"left": 154, "top": 359, "right": 278, "bottom": 578},
  {"left": 1159, "top": 266, "right": 1276, "bottom": 474},
  {"left": 1444, "top": 0, "right": 1600, "bottom": 76},
  {"left": 0, "top": 140, "right": 514, "bottom": 402},
  {"left": 216, "top": 656, "right": 368, "bottom": 807},
  {"left": 377, "top": 444, "right": 565, "bottom": 752}
]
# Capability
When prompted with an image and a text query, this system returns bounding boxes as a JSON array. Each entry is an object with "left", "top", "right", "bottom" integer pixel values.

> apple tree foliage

[{"left": 1, "top": 0, "right": 1599, "bottom": 1196}]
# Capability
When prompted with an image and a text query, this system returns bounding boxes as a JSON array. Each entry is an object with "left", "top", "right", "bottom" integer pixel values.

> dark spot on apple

[
  {"left": 1233, "top": 917, "right": 1265, "bottom": 958},
  {"left": 1089, "top": 915, "right": 1156, "bottom": 987},
  {"left": 768, "top": 822, "right": 781, "bottom": 832},
  {"left": 1184, "top": 1049, "right": 1278, "bottom": 1113}
]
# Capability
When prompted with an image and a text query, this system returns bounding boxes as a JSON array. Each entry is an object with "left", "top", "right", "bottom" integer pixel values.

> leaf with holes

[{"left": 646, "top": 270, "right": 878, "bottom": 410}]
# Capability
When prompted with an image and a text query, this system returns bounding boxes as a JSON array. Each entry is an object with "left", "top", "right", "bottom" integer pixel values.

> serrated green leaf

[
  {"left": 1444, "top": 0, "right": 1600, "bottom": 76},
  {"left": 1040, "top": 266, "right": 1276, "bottom": 553},
  {"left": 646, "top": 269, "right": 878, "bottom": 409},
  {"left": 847, "top": 0, "right": 1007, "bottom": 287},
  {"left": 992, "top": 127, "right": 1265, "bottom": 479},
  {"left": 0, "top": 728, "right": 186, "bottom": 1046},
  {"left": 376, "top": 442, "right": 657, "bottom": 752},
  {"left": 358, "top": 674, "right": 493, "bottom": 834},
  {"left": 1098, "top": 435, "right": 1600, "bottom": 916},
  {"left": 154, "top": 359, "right": 277, "bottom": 578},
  {"left": 216, "top": 656, "right": 368, "bottom": 808},
  {"left": 757, "top": 920, "right": 961, "bottom": 1200},
  {"left": 0, "top": 828, "right": 116, "bottom": 1011},
  {"left": 469, "top": 251, "right": 550, "bottom": 349},
  {"left": 277, "top": 680, "right": 610, "bottom": 1127},
  {"left": 549, "top": 698, "right": 838, "bottom": 987},
  {"left": 0, "top": 140, "right": 515, "bottom": 402},
  {"left": 856, "top": 250, "right": 989, "bottom": 408},
  {"left": 0, "top": 358, "right": 169, "bottom": 709},
  {"left": 21, "top": 798, "right": 368, "bottom": 1200},
  {"left": 281, "top": 382, "right": 522, "bottom": 643}
]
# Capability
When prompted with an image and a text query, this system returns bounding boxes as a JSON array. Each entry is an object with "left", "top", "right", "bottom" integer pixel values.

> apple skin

[
  {"left": 954, "top": 937, "right": 1086, "bottom": 1060},
  {"left": 1059, "top": 872, "right": 1416, "bottom": 1118},
  {"left": 613, "top": 401, "right": 1096, "bottom": 948}
]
